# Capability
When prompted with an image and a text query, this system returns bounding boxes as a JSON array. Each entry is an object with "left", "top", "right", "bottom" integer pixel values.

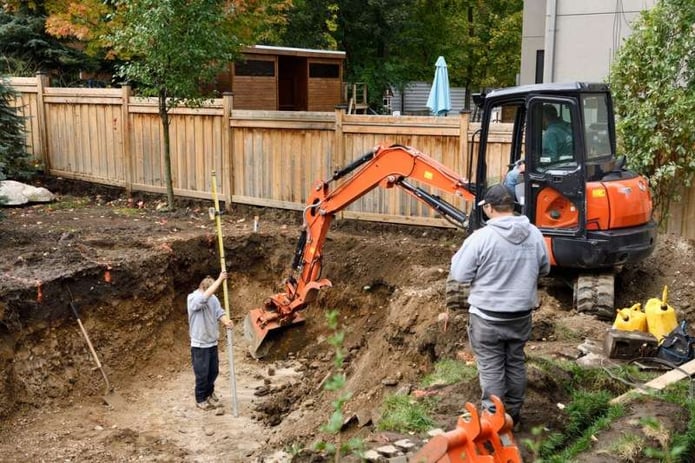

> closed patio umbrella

[{"left": 426, "top": 56, "right": 451, "bottom": 116}]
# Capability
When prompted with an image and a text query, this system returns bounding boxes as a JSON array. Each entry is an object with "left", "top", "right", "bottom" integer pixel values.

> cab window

[
  {"left": 582, "top": 94, "right": 611, "bottom": 161},
  {"left": 530, "top": 101, "right": 576, "bottom": 169}
]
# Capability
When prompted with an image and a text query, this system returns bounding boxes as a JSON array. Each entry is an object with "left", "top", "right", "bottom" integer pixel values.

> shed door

[{"left": 279, "top": 56, "right": 307, "bottom": 111}]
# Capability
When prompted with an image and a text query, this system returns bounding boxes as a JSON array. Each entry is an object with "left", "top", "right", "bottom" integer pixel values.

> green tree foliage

[
  {"left": 109, "top": 0, "right": 246, "bottom": 210},
  {"left": 278, "top": 0, "right": 522, "bottom": 109},
  {"left": 400, "top": 0, "right": 522, "bottom": 107},
  {"left": 0, "top": 77, "right": 30, "bottom": 182},
  {"left": 275, "top": 0, "right": 338, "bottom": 49},
  {"left": 0, "top": 3, "right": 94, "bottom": 80},
  {"left": 610, "top": 0, "right": 695, "bottom": 219},
  {"left": 334, "top": 0, "right": 415, "bottom": 107}
]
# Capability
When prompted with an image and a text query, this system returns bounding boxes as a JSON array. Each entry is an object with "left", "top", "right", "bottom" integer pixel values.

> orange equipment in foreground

[{"left": 411, "top": 395, "right": 522, "bottom": 463}]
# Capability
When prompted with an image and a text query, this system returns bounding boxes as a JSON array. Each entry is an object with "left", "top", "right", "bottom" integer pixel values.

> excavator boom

[{"left": 244, "top": 144, "right": 475, "bottom": 358}]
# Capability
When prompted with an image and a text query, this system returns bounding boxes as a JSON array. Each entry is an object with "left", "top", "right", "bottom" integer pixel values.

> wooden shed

[{"left": 215, "top": 45, "right": 346, "bottom": 112}]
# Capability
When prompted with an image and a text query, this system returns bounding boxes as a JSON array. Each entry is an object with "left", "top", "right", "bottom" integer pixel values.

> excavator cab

[{"left": 472, "top": 83, "right": 657, "bottom": 318}]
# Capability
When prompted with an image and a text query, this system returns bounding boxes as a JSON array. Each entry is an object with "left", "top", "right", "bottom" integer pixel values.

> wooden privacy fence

[
  {"left": 9, "top": 74, "right": 500, "bottom": 228},
  {"left": 8, "top": 75, "right": 695, "bottom": 237}
]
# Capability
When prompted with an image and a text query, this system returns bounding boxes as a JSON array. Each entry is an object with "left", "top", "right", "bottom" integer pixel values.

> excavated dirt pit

[{"left": 1, "top": 178, "right": 695, "bottom": 462}]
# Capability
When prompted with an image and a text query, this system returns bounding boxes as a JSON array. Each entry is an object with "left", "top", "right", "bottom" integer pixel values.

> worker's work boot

[
  {"left": 510, "top": 412, "right": 522, "bottom": 433},
  {"left": 208, "top": 392, "right": 222, "bottom": 408},
  {"left": 196, "top": 400, "right": 216, "bottom": 411}
]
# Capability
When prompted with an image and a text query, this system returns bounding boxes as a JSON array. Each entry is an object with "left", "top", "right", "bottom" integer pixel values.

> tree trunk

[{"left": 159, "top": 87, "right": 175, "bottom": 210}]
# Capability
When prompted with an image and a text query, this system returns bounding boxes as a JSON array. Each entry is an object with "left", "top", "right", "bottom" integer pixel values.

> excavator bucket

[{"left": 244, "top": 308, "right": 305, "bottom": 359}]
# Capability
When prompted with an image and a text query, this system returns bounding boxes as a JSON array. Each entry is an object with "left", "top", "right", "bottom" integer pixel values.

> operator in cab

[{"left": 541, "top": 104, "right": 573, "bottom": 163}]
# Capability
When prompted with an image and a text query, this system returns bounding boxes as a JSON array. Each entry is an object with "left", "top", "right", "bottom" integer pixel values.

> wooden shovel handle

[{"left": 70, "top": 302, "right": 103, "bottom": 369}]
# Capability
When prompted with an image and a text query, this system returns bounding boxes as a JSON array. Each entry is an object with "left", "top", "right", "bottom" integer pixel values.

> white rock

[
  {"left": 394, "top": 439, "right": 416, "bottom": 450},
  {"left": 375, "top": 445, "right": 399, "bottom": 456},
  {"left": 0, "top": 180, "right": 55, "bottom": 205}
]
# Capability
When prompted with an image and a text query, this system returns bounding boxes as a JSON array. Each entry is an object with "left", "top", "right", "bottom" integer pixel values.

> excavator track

[{"left": 574, "top": 273, "right": 615, "bottom": 320}]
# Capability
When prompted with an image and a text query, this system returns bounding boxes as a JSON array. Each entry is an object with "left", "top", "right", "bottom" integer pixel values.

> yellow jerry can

[
  {"left": 612, "top": 303, "right": 647, "bottom": 332},
  {"left": 645, "top": 286, "right": 678, "bottom": 342}
]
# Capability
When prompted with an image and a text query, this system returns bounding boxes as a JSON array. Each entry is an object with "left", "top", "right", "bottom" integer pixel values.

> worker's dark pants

[
  {"left": 467, "top": 312, "right": 532, "bottom": 423},
  {"left": 191, "top": 346, "right": 219, "bottom": 403}
]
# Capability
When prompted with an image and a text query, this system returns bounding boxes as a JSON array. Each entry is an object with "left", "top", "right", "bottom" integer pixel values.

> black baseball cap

[{"left": 478, "top": 183, "right": 514, "bottom": 207}]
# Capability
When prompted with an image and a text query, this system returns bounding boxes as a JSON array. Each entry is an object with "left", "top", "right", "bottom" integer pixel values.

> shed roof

[{"left": 243, "top": 45, "right": 346, "bottom": 60}]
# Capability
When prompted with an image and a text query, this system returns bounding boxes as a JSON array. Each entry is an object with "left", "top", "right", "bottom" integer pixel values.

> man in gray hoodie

[
  {"left": 449, "top": 183, "right": 550, "bottom": 427},
  {"left": 188, "top": 271, "right": 233, "bottom": 410}
]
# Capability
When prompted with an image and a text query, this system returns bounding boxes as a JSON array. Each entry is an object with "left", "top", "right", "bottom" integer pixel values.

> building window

[
  {"left": 309, "top": 63, "right": 340, "bottom": 79},
  {"left": 535, "top": 50, "right": 544, "bottom": 84},
  {"left": 235, "top": 60, "right": 275, "bottom": 77}
]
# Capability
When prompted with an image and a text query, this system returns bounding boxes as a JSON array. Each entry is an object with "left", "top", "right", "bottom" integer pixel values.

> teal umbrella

[{"left": 426, "top": 56, "right": 451, "bottom": 116}]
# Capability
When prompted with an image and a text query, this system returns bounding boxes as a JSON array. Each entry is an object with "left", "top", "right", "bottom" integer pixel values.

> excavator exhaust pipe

[{"left": 243, "top": 308, "right": 305, "bottom": 359}]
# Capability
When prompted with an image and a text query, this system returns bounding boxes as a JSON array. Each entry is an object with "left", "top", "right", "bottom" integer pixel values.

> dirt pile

[{"left": 1, "top": 178, "right": 694, "bottom": 462}]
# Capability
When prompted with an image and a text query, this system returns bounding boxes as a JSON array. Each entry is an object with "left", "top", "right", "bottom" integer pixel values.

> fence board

[{"left": 8, "top": 81, "right": 40, "bottom": 159}]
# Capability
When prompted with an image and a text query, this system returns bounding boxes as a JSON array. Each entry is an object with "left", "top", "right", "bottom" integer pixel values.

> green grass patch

[
  {"left": 46, "top": 196, "right": 91, "bottom": 210},
  {"left": 377, "top": 394, "right": 436, "bottom": 433},
  {"left": 544, "top": 404, "right": 624, "bottom": 462},
  {"left": 659, "top": 387, "right": 695, "bottom": 460},
  {"left": 420, "top": 358, "right": 477, "bottom": 387},
  {"left": 112, "top": 207, "right": 141, "bottom": 217}
]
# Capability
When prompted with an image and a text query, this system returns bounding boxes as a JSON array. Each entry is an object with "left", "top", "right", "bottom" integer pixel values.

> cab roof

[{"left": 484, "top": 82, "right": 610, "bottom": 101}]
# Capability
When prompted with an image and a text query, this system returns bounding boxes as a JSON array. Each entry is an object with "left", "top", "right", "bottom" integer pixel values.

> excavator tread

[{"left": 574, "top": 274, "right": 615, "bottom": 320}]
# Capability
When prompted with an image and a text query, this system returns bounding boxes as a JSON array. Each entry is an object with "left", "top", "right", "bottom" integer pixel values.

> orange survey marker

[
  {"left": 36, "top": 280, "right": 43, "bottom": 303},
  {"left": 410, "top": 395, "right": 522, "bottom": 463}
]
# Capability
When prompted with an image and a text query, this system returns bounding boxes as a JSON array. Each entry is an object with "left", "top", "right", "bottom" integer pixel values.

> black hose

[
  {"left": 291, "top": 229, "right": 308, "bottom": 271},
  {"left": 331, "top": 150, "right": 375, "bottom": 181}
]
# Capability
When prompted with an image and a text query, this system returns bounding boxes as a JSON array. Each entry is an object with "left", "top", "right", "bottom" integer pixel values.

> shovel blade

[
  {"left": 102, "top": 390, "right": 127, "bottom": 408},
  {"left": 244, "top": 308, "right": 304, "bottom": 359}
]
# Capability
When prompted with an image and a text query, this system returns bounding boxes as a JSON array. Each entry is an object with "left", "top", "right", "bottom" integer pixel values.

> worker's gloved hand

[{"left": 445, "top": 273, "right": 470, "bottom": 312}]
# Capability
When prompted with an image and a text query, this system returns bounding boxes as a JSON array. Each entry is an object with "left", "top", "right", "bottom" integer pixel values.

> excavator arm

[{"left": 244, "top": 144, "right": 476, "bottom": 358}]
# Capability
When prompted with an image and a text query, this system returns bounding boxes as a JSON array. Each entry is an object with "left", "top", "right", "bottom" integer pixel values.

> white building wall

[
  {"left": 520, "top": 0, "right": 656, "bottom": 85},
  {"left": 520, "top": 0, "right": 546, "bottom": 85}
]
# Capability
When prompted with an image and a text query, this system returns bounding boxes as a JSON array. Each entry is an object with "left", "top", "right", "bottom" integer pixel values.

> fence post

[
  {"left": 459, "top": 109, "right": 471, "bottom": 180},
  {"left": 222, "top": 92, "right": 234, "bottom": 211},
  {"left": 334, "top": 105, "right": 346, "bottom": 220},
  {"left": 121, "top": 85, "right": 133, "bottom": 194},
  {"left": 34, "top": 72, "right": 50, "bottom": 171}
]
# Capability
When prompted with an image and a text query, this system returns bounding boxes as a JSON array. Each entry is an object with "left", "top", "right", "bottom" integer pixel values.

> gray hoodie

[
  {"left": 450, "top": 215, "right": 550, "bottom": 317},
  {"left": 187, "top": 290, "right": 225, "bottom": 348}
]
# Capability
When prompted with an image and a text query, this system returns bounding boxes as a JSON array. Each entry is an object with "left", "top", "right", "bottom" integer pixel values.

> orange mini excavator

[{"left": 244, "top": 82, "right": 657, "bottom": 358}]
